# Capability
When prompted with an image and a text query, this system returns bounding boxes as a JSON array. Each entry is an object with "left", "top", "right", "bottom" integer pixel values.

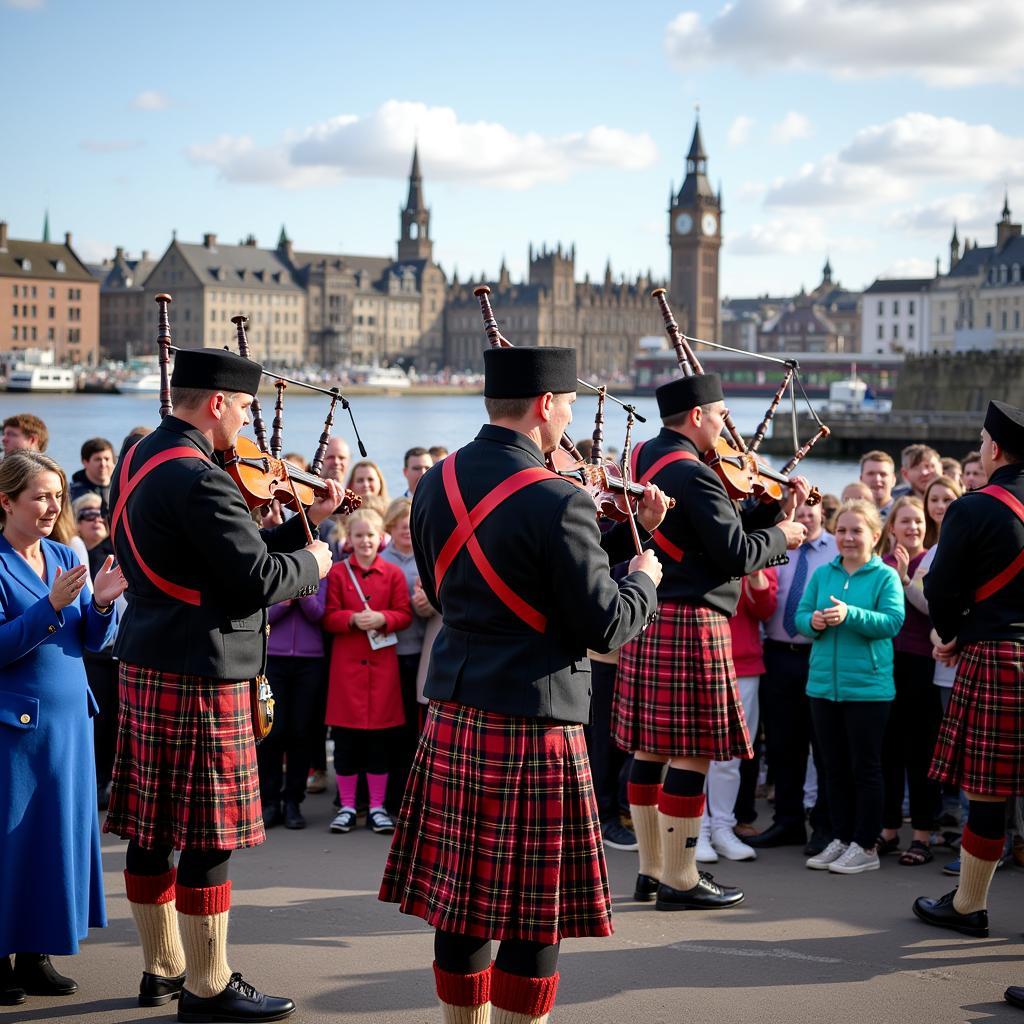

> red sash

[
  {"left": 974, "top": 484, "right": 1024, "bottom": 603},
  {"left": 434, "top": 449, "right": 555, "bottom": 633},
  {"left": 110, "top": 446, "right": 210, "bottom": 607},
  {"left": 628, "top": 440, "right": 698, "bottom": 562}
]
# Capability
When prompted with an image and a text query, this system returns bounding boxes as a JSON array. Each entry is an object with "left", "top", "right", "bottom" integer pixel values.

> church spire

[
  {"left": 406, "top": 144, "right": 425, "bottom": 212},
  {"left": 1002, "top": 189, "right": 1012, "bottom": 222},
  {"left": 42, "top": 209, "right": 50, "bottom": 243},
  {"left": 397, "top": 144, "right": 432, "bottom": 262}
]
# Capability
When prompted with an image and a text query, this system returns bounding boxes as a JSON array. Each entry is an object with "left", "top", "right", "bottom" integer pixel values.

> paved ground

[{"left": 4, "top": 797, "right": 1023, "bottom": 1024}]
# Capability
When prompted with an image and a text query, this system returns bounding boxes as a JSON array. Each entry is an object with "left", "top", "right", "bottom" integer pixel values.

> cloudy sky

[{"left": 3, "top": 0, "right": 1022, "bottom": 298}]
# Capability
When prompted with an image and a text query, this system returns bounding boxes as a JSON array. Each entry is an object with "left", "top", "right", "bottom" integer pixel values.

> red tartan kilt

[
  {"left": 612, "top": 601, "right": 752, "bottom": 760},
  {"left": 379, "top": 701, "right": 612, "bottom": 944},
  {"left": 103, "top": 661, "right": 265, "bottom": 850},
  {"left": 929, "top": 641, "right": 1024, "bottom": 797}
]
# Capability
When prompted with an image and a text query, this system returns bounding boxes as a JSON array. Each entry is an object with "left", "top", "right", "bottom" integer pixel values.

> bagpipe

[
  {"left": 153, "top": 293, "right": 363, "bottom": 543},
  {"left": 650, "top": 288, "right": 829, "bottom": 506}
]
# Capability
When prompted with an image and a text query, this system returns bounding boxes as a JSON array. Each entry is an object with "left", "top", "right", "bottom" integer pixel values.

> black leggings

[
  {"left": 333, "top": 726, "right": 393, "bottom": 776},
  {"left": 126, "top": 841, "right": 231, "bottom": 888},
  {"left": 434, "top": 930, "right": 559, "bottom": 978}
]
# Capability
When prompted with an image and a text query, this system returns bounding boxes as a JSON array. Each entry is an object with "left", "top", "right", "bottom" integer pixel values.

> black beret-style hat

[
  {"left": 984, "top": 399, "right": 1024, "bottom": 453},
  {"left": 170, "top": 347, "right": 264, "bottom": 395},
  {"left": 656, "top": 373, "right": 725, "bottom": 419},
  {"left": 483, "top": 346, "right": 577, "bottom": 398}
]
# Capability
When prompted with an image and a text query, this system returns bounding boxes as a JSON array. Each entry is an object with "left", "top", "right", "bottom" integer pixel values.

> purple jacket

[{"left": 267, "top": 582, "right": 326, "bottom": 658}]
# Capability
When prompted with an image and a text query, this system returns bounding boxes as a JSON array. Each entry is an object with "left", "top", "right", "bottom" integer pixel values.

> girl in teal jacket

[{"left": 795, "top": 499, "right": 905, "bottom": 876}]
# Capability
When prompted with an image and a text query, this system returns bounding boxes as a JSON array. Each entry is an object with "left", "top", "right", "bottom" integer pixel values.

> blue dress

[{"left": 0, "top": 534, "right": 116, "bottom": 956}]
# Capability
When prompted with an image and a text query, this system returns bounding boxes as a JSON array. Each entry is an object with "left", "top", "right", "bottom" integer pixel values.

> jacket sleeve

[
  {"left": 547, "top": 488, "right": 657, "bottom": 654},
  {"left": 0, "top": 592, "right": 64, "bottom": 667},
  {"left": 795, "top": 566, "right": 824, "bottom": 638},
  {"left": 322, "top": 566, "right": 356, "bottom": 634},
  {"left": 685, "top": 468, "right": 788, "bottom": 577},
  {"left": 186, "top": 469, "right": 320, "bottom": 612},
  {"left": 82, "top": 592, "right": 117, "bottom": 653},
  {"left": 260, "top": 511, "right": 314, "bottom": 554},
  {"left": 923, "top": 499, "right": 973, "bottom": 642},
  {"left": 380, "top": 567, "right": 413, "bottom": 634},
  {"left": 842, "top": 570, "right": 906, "bottom": 639}
]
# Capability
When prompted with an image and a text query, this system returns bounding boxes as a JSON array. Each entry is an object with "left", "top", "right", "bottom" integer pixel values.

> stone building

[
  {"left": 0, "top": 221, "right": 100, "bottom": 364},
  {"left": 94, "top": 247, "right": 157, "bottom": 360},
  {"left": 928, "top": 197, "right": 1024, "bottom": 353},
  {"left": 139, "top": 233, "right": 306, "bottom": 363},
  {"left": 289, "top": 147, "right": 447, "bottom": 368},
  {"left": 861, "top": 277, "right": 931, "bottom": 355}
]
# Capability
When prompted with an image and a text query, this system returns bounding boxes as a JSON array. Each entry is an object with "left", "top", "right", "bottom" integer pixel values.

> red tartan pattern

[
  {"left": 379, "top": 701, "right": 612, "bottom": 944},
  {"left": 612, "top": 602, "right": 753, "bottom": 759},
  {"left": 104, "top": 662, "right": 265, "bottom": 850},
  {"left": 929, "top": 641, "right": 1024, "bottom": 796}
]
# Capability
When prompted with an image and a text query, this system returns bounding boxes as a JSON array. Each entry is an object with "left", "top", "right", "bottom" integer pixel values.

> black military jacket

[
  {"left": 632, "top": 427, "right": 787, "bottom": 616},
  {"left": 412, "top": 424, "right": 658, "bottom": 724},
  {"left": 925, "top": 462, "right": 1024, "bottom": 645},
  {"left": 108, "top": 416, "right": 320, "bottom": 680}
]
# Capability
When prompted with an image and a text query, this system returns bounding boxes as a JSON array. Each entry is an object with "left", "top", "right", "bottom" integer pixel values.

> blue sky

[{"left": 3, "top": 0, "right": 1022, "bottom": 297}]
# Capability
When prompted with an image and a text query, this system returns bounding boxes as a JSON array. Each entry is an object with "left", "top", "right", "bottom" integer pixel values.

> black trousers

[
  {"left": 333, "top": 727, "right": 393, "bottom": 776},
  {"left": 584, "top": 659, "right": 630, "bottom": 824},
  {"left": 84, "top": 653, "right": 119, "bottom": 789},
  {"left": 881, "top": 651, "right": 943, "bottom": 831},
  {"left": 734, "top": 720, "right": 762, "bottom": 826},
  {"left": 760, "top": 642, "right": 829, "bottom": 831},
  {"left": 810, "top": 697, "right": 891, "bottom": 849},
  {"left": 256, "top": 655, "right": 324, "bottom": 806},
  {"left": 386, "top": 653, "right": 423, "bottom": 813}
]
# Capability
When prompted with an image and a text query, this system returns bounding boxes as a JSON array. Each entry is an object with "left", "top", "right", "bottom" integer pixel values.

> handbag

[{"left": 344, "top": 560, "right": 399, "bottom": 651}]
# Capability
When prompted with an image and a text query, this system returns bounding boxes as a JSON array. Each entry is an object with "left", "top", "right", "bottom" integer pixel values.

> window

[
  {"left": 30, "top": 305, "right": 36, "bottom": 317},
  {"left": 877, "top": 300, "right": 883, "bottom": 315},
  {"left": 30, "top": 286, "right": 36, "bottom": 298},
  {"left": 908, "top": 324, "right": 914, "bottom": 339},
  {"left": 48, "top": 287, "right": 55, "bottom": 299},
  {"left": 909, "top": 300, "right": 915, "bottom": 315},
  {"left": 11, "top": 304, "right": 17, "bottom": 318},
  {"left": 893, "top": 324, "right": 899, "bottom": 339},
  {"left": 877, "top": 324, "right": 883, "bottom": 339},
  {"left": 48, "top": 306, "right": 55, "bottom": 319},
  {"left": 892, "top": 300, "right": 899, "bottom": 315},
  {"left": 1013, "top": 264, "right": 1022, "bottom": 283},
  {"left": 47, "top": 327, "right": 54, "bottom": 341},
  {"left": 1003, "top": 311, "right": 1008, "bottom": 330},
  {"left": 986, "top": 312, "right": 992, "bottom": 327}
]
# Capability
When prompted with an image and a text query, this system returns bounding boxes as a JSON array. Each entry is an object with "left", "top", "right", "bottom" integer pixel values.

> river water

[{"left": 1, "top": 392, "right": 864, "bottom": 499}]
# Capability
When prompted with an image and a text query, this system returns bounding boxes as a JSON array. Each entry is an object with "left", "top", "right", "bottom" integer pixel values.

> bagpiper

[
  {"left": 104, "top": 347, "right": 338, "bottom": 1023},
  {"left": 912, "top": 400, "right": 1024, "bottom": 1015},
  {"left": 612, "top": 372, "right": 807, "bottom": 911},
  {"left": 380, "top": 345, "right": 663, "bottom": 1024}
]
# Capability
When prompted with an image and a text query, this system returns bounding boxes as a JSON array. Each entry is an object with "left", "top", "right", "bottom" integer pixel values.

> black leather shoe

[
  {"left": 283, "top": 801, "right": 305, "bottom": 830},
  {"left": 656, "top": 872, "right": 744, "bottom": 911},
  {"left": 912, "top": 890, "right": 989, "bottom": 938},
  {"left": 13, "top": 953, "right": 78, "bottom": 995},
  {"left": 0, "top": 956, "right": 26, "bottom": 1006},
  {"left": 140, "top": 970, "right": 186, "bottom": 1007},
  {"left": 746, "top": 822, "right": 807, "bottom": 848},
  {"left": 177, "top": 972, "right": 296, "bottom": 1022},
  {"left": 633, "top": 873, "right": 659, "bottom": 902},
  {"left": 804, "top": 828, "right": 831, "bottom": 857},
  {"left": 262, "top": 803, "right": 282, "bottom": 829},
  {"left": 1006, "top": 986, "right": 1024, "bottom": 1010}
]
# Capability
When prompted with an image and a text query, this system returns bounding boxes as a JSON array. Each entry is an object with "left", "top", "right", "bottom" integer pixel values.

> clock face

[
  {"left": 674, "top": 213, "right": 693, "bottom": 235},
  {"left": 702, "top": 212, "right": 718, "bottom": 236}
]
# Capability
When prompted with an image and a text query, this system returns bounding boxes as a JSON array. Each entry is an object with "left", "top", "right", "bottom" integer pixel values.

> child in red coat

[{"left": 323, "top": 509, "right": 412, "bottom": 834}]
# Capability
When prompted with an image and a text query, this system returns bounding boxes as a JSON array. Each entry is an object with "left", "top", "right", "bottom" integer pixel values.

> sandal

[
  {"left": 877, "top": 835, "right": 901, "bottom": 856},
  {"left": 898, "top": 840, "right": 933, "bottom": 866}
]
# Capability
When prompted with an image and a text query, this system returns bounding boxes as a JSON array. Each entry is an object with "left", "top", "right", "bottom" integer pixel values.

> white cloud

[
  {"left": 131, "top": 90, "right": 172, "bottom": 111},
  {"left": 79, "top": 139, "right": 144, "bottom": 154},
  {"left": 3, "top": 0, "right": 45, "bottom": 8},
  {"left": 665, "top": 0, "right": 1024, "bottom": 87},
  {"left": 885, "top": 192, "right": 992, "bottom": 235},
  {"left": 727, "top": 215, "right": 829, "bottom": 257},
  {"left": 764, "top": 113, "right": 1024, "bottom": 209},
  {"left": 727, "top": 115, "right": 754, "bottom": 147},
  {"left": 772, "top": 112, "right": 812, "bottom": 144},
  {"left": 736, "top": 181, "right": 767, "bottom": 202},
  {"left": 188, "top": 100, "right": 659, "bottom": 191},
  {"left": 73, "top": 238, "right": 116, "bottom": 264}
]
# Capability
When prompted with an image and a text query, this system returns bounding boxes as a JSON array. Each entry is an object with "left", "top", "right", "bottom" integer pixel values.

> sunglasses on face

[{"left": 77, "top": 509, "right": 104, "bottom": 522}]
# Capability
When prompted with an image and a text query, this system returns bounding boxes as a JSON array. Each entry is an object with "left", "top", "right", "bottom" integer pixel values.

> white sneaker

[
  {"left": 828, "top": 842, "right": 880, "bottom": 874},
  {"left": 806, "top": 839, "right": 848, "bottom": 870},
  {"left": 696, "top": 820, "right": 718, "bottom": 863},
  {"left": 711, "top": 827, "right": 757, "bottom": 861}
]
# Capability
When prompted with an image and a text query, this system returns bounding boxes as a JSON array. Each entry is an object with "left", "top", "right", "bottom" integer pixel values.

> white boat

[
  {"left": 116, "top": 372, "right": 163, "bottom": 394},
  {"left": 5, "top": 366, "right": 76, "bottom": 392},
  {"left": 360, "top": 366, "right": 411, "bottom": 390},
  {"left": 820, "top": 376, "right": 892, "bottom": 415}
]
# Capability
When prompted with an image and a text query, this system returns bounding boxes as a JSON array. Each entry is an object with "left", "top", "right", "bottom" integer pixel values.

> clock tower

[{"left": 669, "top": 117, "right": 721, "bottom": 343}]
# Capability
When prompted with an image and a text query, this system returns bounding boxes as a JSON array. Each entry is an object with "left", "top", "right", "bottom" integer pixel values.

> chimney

[
  {"left": 141, "top": 250, "right": 149, "bottom": 261},
  {"left": 64, "top": 231, "right": 72, "bottom": 247},
  {"left": 203, "top": 233, "right": 217, "bottom": 250},
  {"left": 0, "top": 221, "right": 7, "bottom": 251},
  {"left": 115, "top": 246, "right": 125, "bottom": 260}
]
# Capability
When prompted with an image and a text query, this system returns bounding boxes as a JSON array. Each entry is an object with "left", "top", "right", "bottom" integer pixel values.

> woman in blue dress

[{"left": 0, "top": 451, "right": 125, "bottom": 1005}]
